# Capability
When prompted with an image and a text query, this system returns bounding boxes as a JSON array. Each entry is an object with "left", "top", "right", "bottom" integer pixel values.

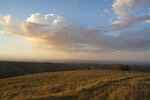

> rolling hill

[
  {"left": 0, "top": 61, "right": 150, "bottom": 100},
  {"left": 0, "top": 61, "right": 93, "bottom": 78},
  {"left": 0, "top": 69, "right": 150, "bottom": 100},
  {"left": 0, "top": 61, "right": 149, "bottom": 78}
]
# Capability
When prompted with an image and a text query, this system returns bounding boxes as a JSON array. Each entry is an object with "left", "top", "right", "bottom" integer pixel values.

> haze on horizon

[{"left": 0, "top": 0, "right": 150, "bottom": 62}]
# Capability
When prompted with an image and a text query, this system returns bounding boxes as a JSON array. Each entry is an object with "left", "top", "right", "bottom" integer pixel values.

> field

[{"left": 0, "top": 69, "right": 150, "bottom": 100}]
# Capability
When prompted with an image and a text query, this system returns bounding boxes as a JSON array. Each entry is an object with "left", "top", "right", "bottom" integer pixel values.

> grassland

[{"left": 0, "top": 69, "right": 150, "bottom": 100}]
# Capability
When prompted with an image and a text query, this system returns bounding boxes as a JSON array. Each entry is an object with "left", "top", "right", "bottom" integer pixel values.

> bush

[{"left": 107, "top": 64, "right": 130, "bottom": 71}]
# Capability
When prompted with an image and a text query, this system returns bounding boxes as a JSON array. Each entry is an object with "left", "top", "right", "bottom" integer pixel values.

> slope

[{"left": 0, "top": 70, "right": 150, "bottom": 100}]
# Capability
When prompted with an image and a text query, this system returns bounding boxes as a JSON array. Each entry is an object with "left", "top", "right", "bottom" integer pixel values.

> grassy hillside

[{"left": 0, "top": 70, "right": 150, "bottom": 100}]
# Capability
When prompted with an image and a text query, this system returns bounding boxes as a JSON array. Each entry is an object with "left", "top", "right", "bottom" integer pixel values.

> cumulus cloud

[
  {"left": 0, "top": 12, "right": 150, "bottom": 52},
  {"left": 0, "top": 14, "right": 14, "bottom": 25},
  {"left": 112, "top": 0, "right": 150, "bottom": 18},
  {"left": 21, "top": 21, "right": 101, "bottom": 51},
  {"left": 20, "top": 20, "right": 150, "bottom": 52},
  {"left": 26, "top": 13, "right": 63, "bottom": 25},
  {"left": 0, "top": 14, "right": 20, "bottom": 35},
  {"left": 107, "top": 0, "right": 150, "bottom": 33},
  {"left": 1, "top": 0, "right": 150, "bottom": 54}
]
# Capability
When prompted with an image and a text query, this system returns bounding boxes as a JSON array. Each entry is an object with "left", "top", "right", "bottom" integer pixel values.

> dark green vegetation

[
  {"left": 0, "top": 70, "right": 150, "bottom": 100},
  {"left": 0, "top": 61, "right": 93, "bottom": 78},
  {"left": 0, "top": 61, "right": 150, "bottom": 100},
  {"left": 0, "top": 61, "right": 149, "bottom": 78}
]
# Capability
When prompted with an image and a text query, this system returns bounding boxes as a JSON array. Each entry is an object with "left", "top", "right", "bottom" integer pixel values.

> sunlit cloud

[
  {"left": 0, "top": 0, "right": 150, "bottom": 53},
  {"left": 26, "top": 13, "right": 63, "bottom": 25}
]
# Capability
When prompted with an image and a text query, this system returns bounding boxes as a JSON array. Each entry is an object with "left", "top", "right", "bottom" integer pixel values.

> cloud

[
  {"left": 26, "top": 13, "right": 63, "bottom": 25},
  {"left": 0, "top": 14, "right": 20, "bottom": 35},
  {"left": 145, "top": 20, "right": 150, "bottom": 23},
  {"left": 21, "top": 20, "right": 150, "bottom": 52},
  {"left": 21, "top": 21, "right": 101, "bottom": 51},
  {"left": 101, "top": 29, "right": 150, "bottom": 51},
  {"left": 105, "top": 14, "right": 150, "bottom": 32},
  {"left": 100, "top": 9, "right": 110, "bottom": 17},
  {"left": 0, "top": 14, "right": 14, "bottom": 25},
  {"left": 0, "top": 11, "right": 150, "bottom": 52},
  {"left": 112, "top": 0, "right": 150, "bottom": 18}
]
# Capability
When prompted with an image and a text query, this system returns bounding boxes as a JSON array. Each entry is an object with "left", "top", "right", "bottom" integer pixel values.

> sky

[{"left": 0, "top": 0, "right": 150, "bottom": 62}]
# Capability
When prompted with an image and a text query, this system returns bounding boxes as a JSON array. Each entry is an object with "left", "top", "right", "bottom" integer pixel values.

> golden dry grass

[{"left": 0, "top": 70, "right": 150, "bottom": 100}]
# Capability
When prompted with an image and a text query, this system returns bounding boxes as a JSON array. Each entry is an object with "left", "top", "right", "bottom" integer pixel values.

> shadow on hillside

[{"left": 0, "top": 61, "right": 149, "bottom": 78}]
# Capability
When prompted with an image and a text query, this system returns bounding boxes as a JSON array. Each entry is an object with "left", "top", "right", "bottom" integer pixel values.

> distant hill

[
  {"left": 0, "top": 61, "right": 92, "bottom": 78},
  {"left": 0, "top": 61, "right": 149, "bottom": 78}
]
